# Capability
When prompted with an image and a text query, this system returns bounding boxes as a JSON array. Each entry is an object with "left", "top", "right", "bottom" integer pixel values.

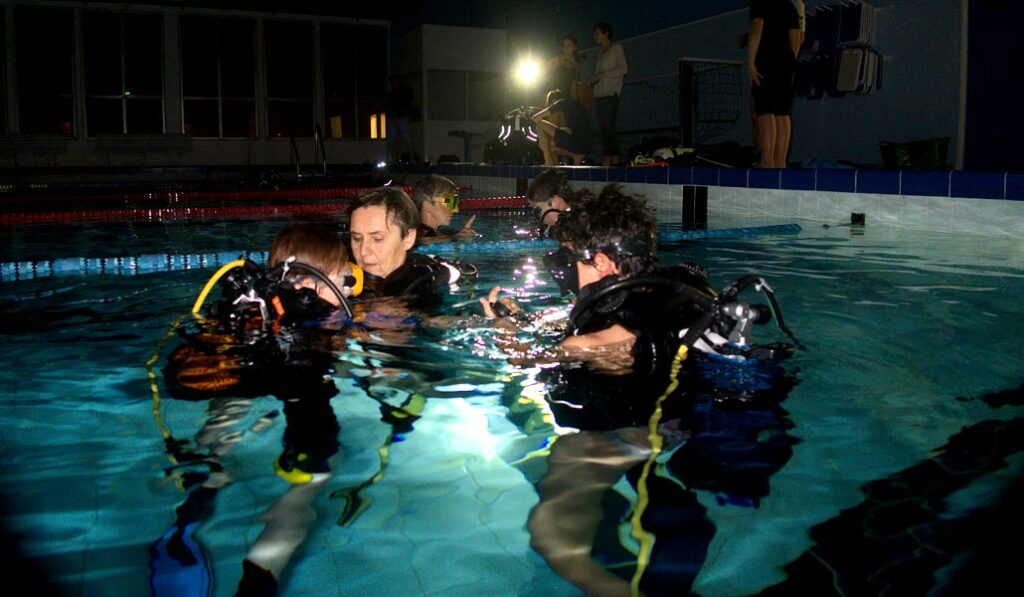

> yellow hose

[
  {"left": 630, "top": 344, "right": 689, "bottom": 596},
  {"left": 191, "top": 259, "right": 247, "bottom": 315}
]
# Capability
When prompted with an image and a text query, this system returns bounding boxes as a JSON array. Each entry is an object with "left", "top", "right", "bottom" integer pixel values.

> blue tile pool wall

[{"left": 432, "top": 165, "right": 1024, "bottom": 238}]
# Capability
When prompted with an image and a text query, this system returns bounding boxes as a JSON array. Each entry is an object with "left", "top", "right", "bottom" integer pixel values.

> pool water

[{"left": 1, "top": 211, "right": 1023, "bottom": 596}]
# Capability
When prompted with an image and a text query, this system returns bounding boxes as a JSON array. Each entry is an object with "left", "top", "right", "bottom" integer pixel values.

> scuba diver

[
  {"left": 346, "top": 186, "right": 477, "bottom": 301},
  {"left": 154, "top": 224, "right": 362, "bottom": 596},
  {"left": 526, "top": 168, "right": 576, "bottom": 239},
  {"left": 480, "top": 184, "right": 800, "bottom": 595},
  {"left": 409, "top": 174, "right": 478, "bottom": 243},
  {"left": 482, "top": 183, "right": 797, "bottom": 376}
]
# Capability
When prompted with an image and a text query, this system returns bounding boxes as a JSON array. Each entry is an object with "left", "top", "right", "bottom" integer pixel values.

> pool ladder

[{"left": 289, "top": 125, "right": 329, "bottom": 182}]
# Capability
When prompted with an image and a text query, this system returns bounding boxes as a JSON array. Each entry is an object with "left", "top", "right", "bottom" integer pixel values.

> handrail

[
  {"left": 314, "top": 124, "right": 328, "bottom": 175},
  {"left": 289, "top": 136, "right": 302, "bottom": 181}
]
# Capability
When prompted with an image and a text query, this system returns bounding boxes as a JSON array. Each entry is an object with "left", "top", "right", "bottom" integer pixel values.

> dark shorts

[
  {"left": 554, "top": 127, "right": 591, "bottom": 155},
  {"left": 752, "top": 58, "right": 796, "bottom": 116}
]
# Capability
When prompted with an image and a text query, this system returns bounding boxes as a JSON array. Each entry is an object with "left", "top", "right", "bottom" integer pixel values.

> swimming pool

[{"left": 1, "top": 208, "right": 1022, "bottom": 595}]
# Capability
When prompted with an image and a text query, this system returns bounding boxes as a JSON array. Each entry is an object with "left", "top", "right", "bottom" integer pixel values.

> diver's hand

[
  {"left": 455, "top": 215, "right": 478, "bottom": 238},
  {"left": 479, "top": 286, "right": 522, "bottom": 319}
]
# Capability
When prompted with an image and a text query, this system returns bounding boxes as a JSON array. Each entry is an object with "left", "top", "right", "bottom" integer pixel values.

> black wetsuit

[
  {"left": 361, "top": 252, "right": 460, "bottom": 306},
  {"left": 415, "top": 223, "right": 438, "bottom": 240},
  {"left": 155, "top": 286, "right": 342, "bottom": 593},
  {"left": 541, "top": 266, "right": 797, "bottom": 595}
]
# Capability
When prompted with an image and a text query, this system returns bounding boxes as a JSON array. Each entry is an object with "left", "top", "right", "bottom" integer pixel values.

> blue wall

[{"left": 792, "top": 0, "right": 961, "bottom": 166}]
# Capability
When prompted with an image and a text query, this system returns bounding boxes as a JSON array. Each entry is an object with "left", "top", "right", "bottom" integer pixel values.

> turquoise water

[{"left": 1, "top": 212, "right": 1023, "bottom": 595}]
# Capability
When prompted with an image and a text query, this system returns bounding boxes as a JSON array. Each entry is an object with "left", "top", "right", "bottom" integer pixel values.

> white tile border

[{"left": 463, "top": 176, "right": 1024, "bottom": 238}]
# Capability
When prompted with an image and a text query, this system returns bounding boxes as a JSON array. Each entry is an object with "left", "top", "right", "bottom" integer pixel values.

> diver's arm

[
  {"left": 418, "top": 215, "right": 478, "bottom": 244},
  {"left": 480, "top": 285, "right": 523, "bottom": 319},
  {"left": 561, "top": 324, "right": 634, "bottom": 350},
  {"left": 559, "top": 326, "right": 637, "bottom": 373}
]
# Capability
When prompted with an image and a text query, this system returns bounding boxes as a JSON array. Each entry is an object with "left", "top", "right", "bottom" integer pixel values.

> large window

[
  {"left": 84, "top": 12, "right": 164, "bottom": 136},
  {"left": 322, "top": 23, "right": 387, "bottom": 139},
  {"left": 5, "top": 9, "right": 388, "bottom": 142},
  {"left": 15, "top": 6, "right": 75, "bottom": 135},
  {"left": 265, "top": 20, "right": 314, "bottom": 138},
  {"left": 182, "top": 16, "right": 256, "bottom": 138}
]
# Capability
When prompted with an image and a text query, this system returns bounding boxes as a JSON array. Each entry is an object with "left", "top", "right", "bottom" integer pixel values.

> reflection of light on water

[
  {"left": 435, "top": 383, "right": 479, "bottom": 392},
  {"left": 519, "top": 366, "right": 576, "bottom": 436},
  {"left": 437, "top": 398, "right": 500, "bottom": 461},
  {"left": 512, "top": 257, "right": 546, "bottom": 292}
]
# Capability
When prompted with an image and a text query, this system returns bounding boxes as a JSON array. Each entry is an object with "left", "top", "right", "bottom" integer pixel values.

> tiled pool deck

[{"left": 421, "top": 164, "right": 1024, "bottom": 238}]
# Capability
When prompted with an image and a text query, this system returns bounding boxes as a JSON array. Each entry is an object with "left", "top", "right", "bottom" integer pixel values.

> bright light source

[
  {"left": 513, "top": 57, "right": 541, "bottom": 87},
  {"left": 376, "top": 161, "right": 387, "bottom": 169}
]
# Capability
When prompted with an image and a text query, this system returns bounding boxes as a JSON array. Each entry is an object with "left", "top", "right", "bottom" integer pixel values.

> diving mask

[
  {"left": 543, "top": 246, "right": 581, "bottom": 296},
  {"left": 438, "top": 192, "right": 460, "bottom": 213}
]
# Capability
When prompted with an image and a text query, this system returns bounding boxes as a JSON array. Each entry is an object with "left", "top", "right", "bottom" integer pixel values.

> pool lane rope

[{"left": 0, "top": 224, "right": 801, "bottom": 282}]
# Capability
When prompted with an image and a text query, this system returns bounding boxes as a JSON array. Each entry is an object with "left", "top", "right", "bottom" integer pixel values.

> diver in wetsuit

[
  {"left": 526, "top": 168, "right": 576, "bottom": 238},
  {"left": 482, "top": 185, "right": 799, "bottom": 596},
  {"left": 155, "top": 224, "right": 360, "bottom": 596},
  {"left": 346, "top": 186, "right": 475, "bottom": 302},
  {"left": 409, "top": 174, "right": 478, "bottom": 244}
]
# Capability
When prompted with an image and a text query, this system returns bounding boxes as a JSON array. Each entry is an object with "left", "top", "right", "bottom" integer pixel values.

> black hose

[
  {"left": 569, "top": 277, "right": 715, "bottom": 329},
  {"left": 282, "top": 261, "right": 352, "bottom": 319}
]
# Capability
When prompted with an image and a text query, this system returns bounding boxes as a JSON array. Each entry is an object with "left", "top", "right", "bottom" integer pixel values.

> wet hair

[
  {"left": 593, "top": 22, "right": 613, "bottom": 40},
  {"left": 526, "top": 168, "right": 573, "bottom": 204},
  {"left": 410, "top": 174, "right": 457, "bottom": 210},
  {"left": 554, "top": 184, "right": 657, "bottom": 278},
  {"left": 269, "top": 223, "right": 348, "bottom": 274},
  {"left": 346, "top": 186, "right": 420, "bottom": 237}
]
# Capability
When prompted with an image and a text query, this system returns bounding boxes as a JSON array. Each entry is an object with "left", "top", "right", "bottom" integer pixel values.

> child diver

[
  {"left": 479, "top": 185, "right": 799, "bottom": 596},
  {"left": 157, "top": 224, "right": 362, "bottom": 596},
  {"left": 483, "top": 184, "right": 796, "bottom": 373}
]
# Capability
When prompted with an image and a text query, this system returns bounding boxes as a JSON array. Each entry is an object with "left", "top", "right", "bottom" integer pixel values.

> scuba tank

[{"left": 568, "top": 264, "right": 801, "bottom": 371}]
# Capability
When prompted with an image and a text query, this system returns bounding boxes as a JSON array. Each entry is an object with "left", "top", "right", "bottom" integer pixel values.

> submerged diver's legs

[
  {"left": 629, "top": 473, "right": 715, "bottom": 595},
  {"left": 240, "top": 475, "right": 331, "bottom": 588},
  {"left": 528, "top": 429, "right": 650, "bottom": 597}
]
